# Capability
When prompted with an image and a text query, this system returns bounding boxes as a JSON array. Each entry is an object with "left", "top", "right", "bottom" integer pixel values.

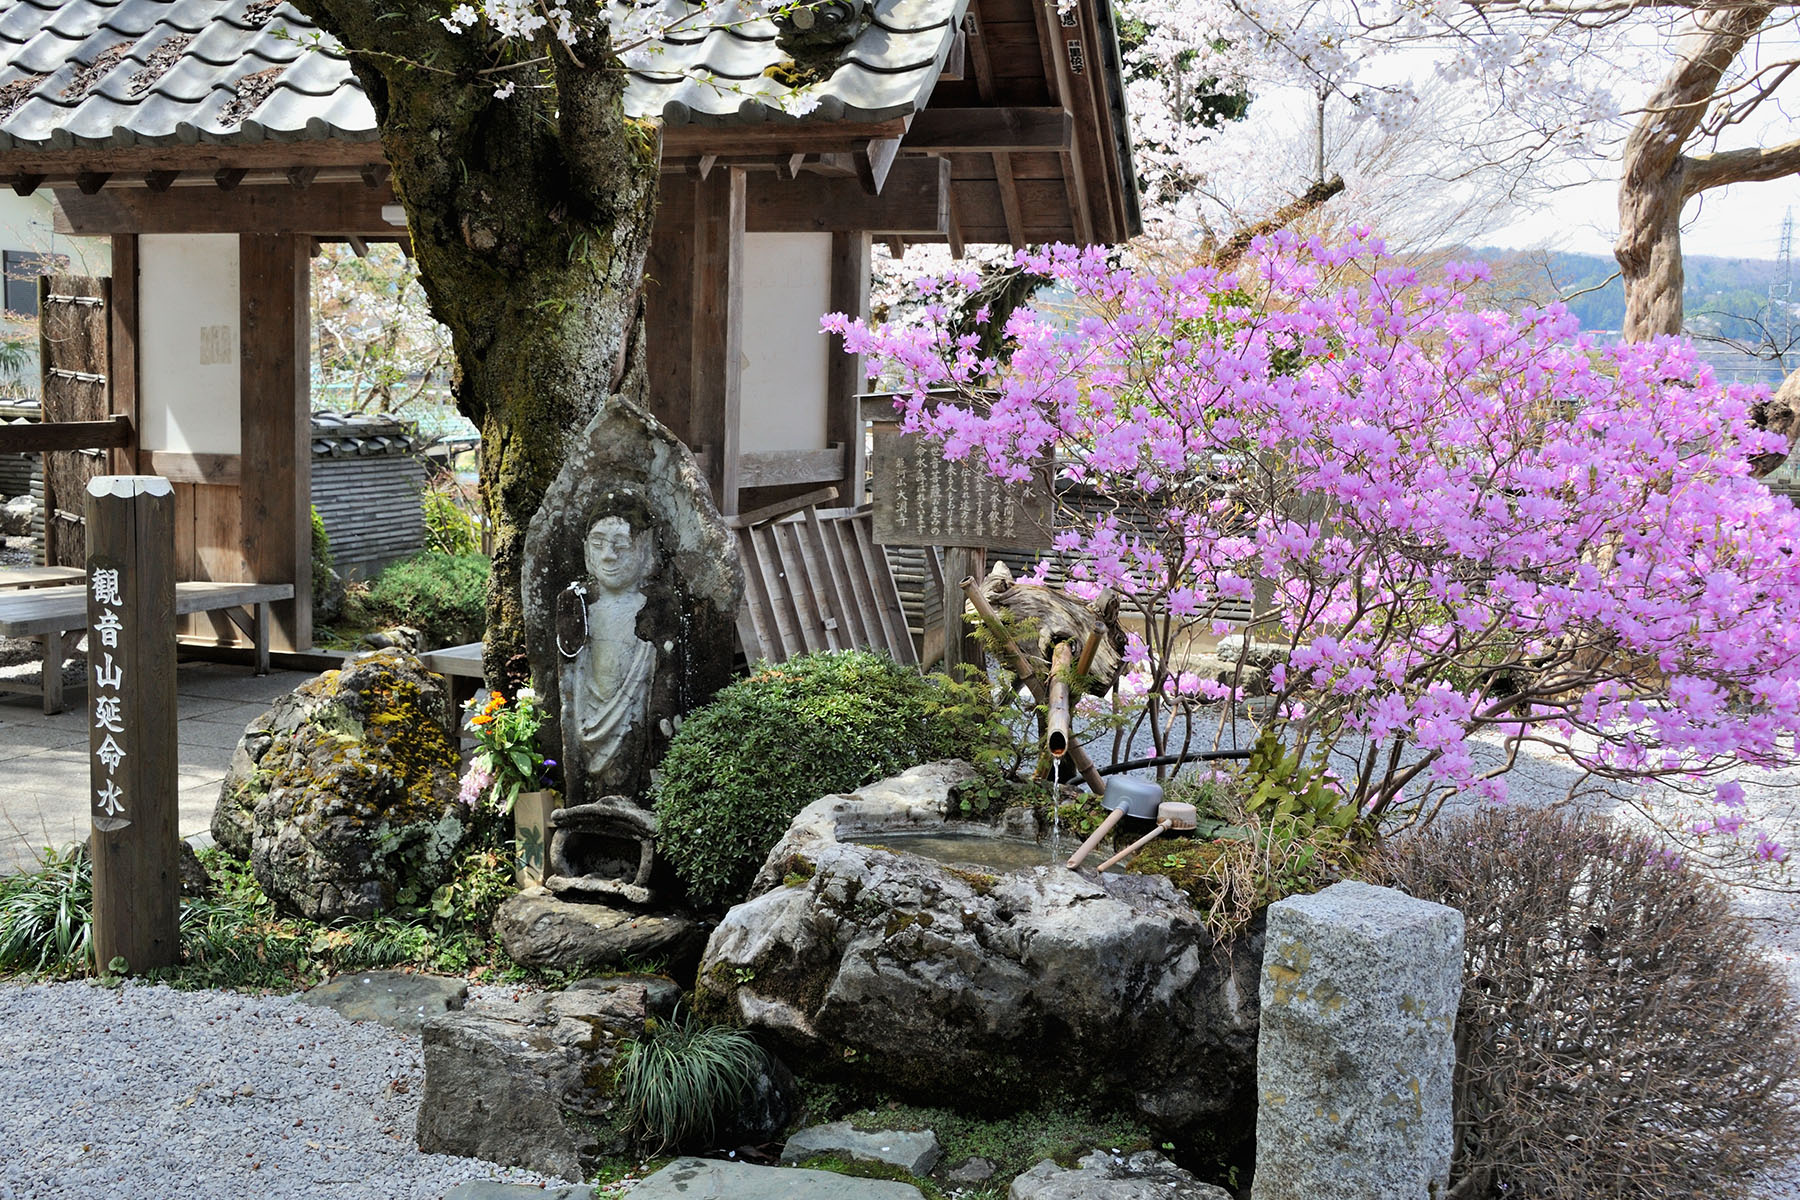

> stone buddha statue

[{"left": 556, "top": 515, "right": 658, "bottom": 786}]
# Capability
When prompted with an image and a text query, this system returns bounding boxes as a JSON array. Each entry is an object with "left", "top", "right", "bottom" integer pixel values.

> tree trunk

[
  {"left": 1615, "top": 1, "right": 1772, "bottom": 339},
  {"left": 292, "top": 2, "right": 660, "bottom": 682}
]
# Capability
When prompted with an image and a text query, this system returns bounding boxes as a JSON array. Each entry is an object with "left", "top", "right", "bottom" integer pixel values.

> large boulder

[
  {"left": 495, "top": 888, "right": 705, "bottom": 972},
  {"left": 419, "top": 977, "right": 792, "bottom": 1177},
  {"left": 696, "top": 763, "right": 1263, "bottom": 1141},
  {"left": 210, "top": 650, "right": 466, "bottom": 920}
]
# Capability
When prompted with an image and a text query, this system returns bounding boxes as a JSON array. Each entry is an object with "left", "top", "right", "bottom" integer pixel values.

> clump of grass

[
  {"left": 615, "top": 1008, "right": 767, "bottom": 1152},
  {"left": 0, "top": 843, "right": 94, "bottom": 975},
  {"left": 0, "top": 844, "right": 540, "bottom": 990}
]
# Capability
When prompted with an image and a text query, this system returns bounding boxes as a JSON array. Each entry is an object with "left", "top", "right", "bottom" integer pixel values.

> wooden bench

[
  {"left": 0, "top": 566, "right": 85, "bottom": 591},
  {"left": 422, "top": 641, "right": 485, "bottom": 723},
  {"left": 0, "top": 580, "right": 296, "bottom": 713}
]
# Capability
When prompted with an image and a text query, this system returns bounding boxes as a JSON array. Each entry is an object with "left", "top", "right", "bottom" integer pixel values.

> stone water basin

[
  {"left": 846, "top": 829, "right": 1067, "bottom": 873},
  {"left": 697, "top": 760, "right": 1263, "bottom": 1143}
]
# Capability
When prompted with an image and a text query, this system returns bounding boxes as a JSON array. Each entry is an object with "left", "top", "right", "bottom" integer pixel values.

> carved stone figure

[
  {"left": 522, "top": 397, "right": 742, "bottom": 809},
  {"left": 556, "top": 515, "right": 658, "bottom": 781}
]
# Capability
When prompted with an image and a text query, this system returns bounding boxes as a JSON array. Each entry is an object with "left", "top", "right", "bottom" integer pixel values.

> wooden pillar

[
  {"left": 645, "top": 183, "right": 697, "bottom": 446},
  {"left": 107, "top": 234, "right": 139, "bottom": 475},
  {"left": 691, "top": 168, "right": 745, "bottom": 516},
  {"left": 86, "top": 474, "right": 179, "bottom": 974},
  {"left": 827, "top": 232, "right": 871, "bottom": 502},
  {"left": 238, "top": 233, "right": 311, "bottom": 651},
  {"left": 942, "top": 546, "right": 987, "bottom": 674}
]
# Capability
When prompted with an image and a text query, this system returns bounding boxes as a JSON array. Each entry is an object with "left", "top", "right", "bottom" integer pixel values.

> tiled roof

[
  {"left": 310, "top": 409, "right": 417, "bottom": 457},
  {"left": 0, "top": 0, "right": 965, "bottom": 151}
]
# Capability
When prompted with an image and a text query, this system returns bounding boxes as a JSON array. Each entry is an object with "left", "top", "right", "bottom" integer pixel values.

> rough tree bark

[
  {"left": 292, "top": 1, "right": 661, "bottom": 681},
  {"left": 1611, "top": 1, "right": 1800, "bottom": 467},
  {"left": 1615, "top": 1, "right": 1774, "bottom": 342}
]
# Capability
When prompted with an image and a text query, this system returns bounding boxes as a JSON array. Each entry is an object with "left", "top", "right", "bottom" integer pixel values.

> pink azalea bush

[{"left": 829, "top": 233, "right": 1800, "bottom": 867}]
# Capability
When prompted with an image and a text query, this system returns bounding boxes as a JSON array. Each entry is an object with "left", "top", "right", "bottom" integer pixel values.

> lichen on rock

[{"left": 210, "top": 650, "right": 466, "bottom": 921}]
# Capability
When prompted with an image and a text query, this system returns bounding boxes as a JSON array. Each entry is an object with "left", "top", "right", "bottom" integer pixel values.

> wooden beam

[
  {"left": 238, "top": 233, "right": 311, "bottom": 651},
  {"left": 827, "top": 231, "right": 870, "bottom": 495},
  {"left": 743, "top": 157, "right": 949, "bottom": 235},
  {"left": 53, "top": 181, "right": 401, "bottom": 236},
  {"left": 0, "top": 141, "right": 385, "bottom": 178},
  {"left": 0, "top": 415, "right": 131, "bottom": 453},
  {"left": 690, "top": 168, "right": 745, "bottom": 515},
  {"left": 737, "top": 446, "right": 846, "bottom": 489},
  {"left": 75, "top": 171, "right": 109, "bottom": 195},
  {"left": 1034, "top": 0, "right": 1094, "bottom": 244},
  {"left": 359, "top": 162, "right": 389, "bottom": 189},
  {"left": 286, "top": 165, "right": 319, "bottom": 189},
  {"left": 855, "top": 136, "right": 903, "bottom": 194},
  {"left": 10, "top": 173, "right": 42, "bottom": 197},
  {"left": 143, "top": 451, "right": 239, "bottom": 486},
  {"left": 107, "top": 236, "right": 138, "bottom": 475},
  {"left": 142, "top": 170, "right": 178, "bottom": 193},
  {"left": 994, "top": 152, "right": 1026, "bottom": 248},
  {"left": 214, "top": 168, "right": 247, "bottom": 191},
  {"left": 947, "top": 186, "right": 966, "bottom": 258},
  {"left": 902, "top": 107, "right": 1072, "bottom": 153},
  {"left": 662, "top": 118, "right": 909, "bottom": 159}
]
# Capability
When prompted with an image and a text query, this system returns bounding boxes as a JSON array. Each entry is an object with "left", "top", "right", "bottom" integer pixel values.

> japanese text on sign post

[{"left": 90, "top": 566, "right": 127, "bottom": 831}]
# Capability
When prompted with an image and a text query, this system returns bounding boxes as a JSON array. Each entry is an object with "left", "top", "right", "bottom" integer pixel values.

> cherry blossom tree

[{"left": 311, "top": 244, "right": 453, "bottom": 416}]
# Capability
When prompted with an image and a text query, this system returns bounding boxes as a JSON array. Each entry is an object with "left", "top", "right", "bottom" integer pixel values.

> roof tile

[{"left": 0, "top": 0, "right": 967, "bottom": 149}]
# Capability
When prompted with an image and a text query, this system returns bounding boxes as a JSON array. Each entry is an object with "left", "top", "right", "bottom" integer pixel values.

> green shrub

[
  {"left": 616, "top": 1009, "right": 767, "bottom": 1152},
  {"left": 422, "top": 486, "right": 479, "bottom": 555},
  {"left": 655, "top": 650, "right": 993, "bottom": 909},
  {"left": 310, "top": 505, "right": 335, "bottom": 600},
  {"left": 1382, "top": 807, "right": 1800, "bottom": 1200},
  {"left": 361, "top": 551, "right": 489, "bottom": 646},
  {"left": 0, "top": 843, "right": 93, "bottom": 975}
]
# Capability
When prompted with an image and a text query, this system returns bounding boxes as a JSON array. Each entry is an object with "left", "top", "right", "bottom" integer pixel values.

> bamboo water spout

[
  {"left": 1047, "top": 641, "right": 1073, "bottom": 759},
  {"left": 961, "top": 575, "right": 1107, "bottom": 794}
]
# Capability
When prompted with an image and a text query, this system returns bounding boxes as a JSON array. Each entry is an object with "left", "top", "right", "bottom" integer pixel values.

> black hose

[{"left": 1097, "top": 748, "right": 1252, "bottom": 777}]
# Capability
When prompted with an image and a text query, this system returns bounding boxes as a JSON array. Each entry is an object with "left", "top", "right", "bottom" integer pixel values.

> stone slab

[
  {"left": 1009, "top": 1151, "right": 1232, "bottom": 1200},
  {"left": 632, "top": 1158, "right": 925, "bottom": 1199},
  {"left": 442, "top": 1186, "right": 594, "bottom": 1200},
  {"left": 496, "top": 888, "right": 702, "bottom": 972},
  {"left": 1252, "top": 881, "right": 1463, "bottom": 1200},
  {"left": 780, "top": 1121, "right": 942, "bottom": 1175},
  {"left": 299, "top": 969, "right": 469, "bottom": 1032}
]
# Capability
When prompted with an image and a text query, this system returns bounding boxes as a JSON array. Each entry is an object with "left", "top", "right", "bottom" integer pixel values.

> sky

[{"left": 1488, "top": 173, "right": 1800, "bottom": 262}]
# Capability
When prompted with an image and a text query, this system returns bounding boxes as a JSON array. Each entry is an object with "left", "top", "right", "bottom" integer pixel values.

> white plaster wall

[
  {"left": 739, "top": 232, "right": 832, "bottom": 454},
  {"left": 138, "top": 234, "right": 240, "bottom": 455}
]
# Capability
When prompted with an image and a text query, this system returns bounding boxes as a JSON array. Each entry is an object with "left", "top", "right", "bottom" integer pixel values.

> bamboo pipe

[
  {"left": 1094, "top": 802, "right": 1199, "bottom": 873},
  {"left": 1073, "top": 625, "right": 1104, "bottom": 680},
  {"left": 1046, "top": 641, "right": 1073, "bottom": 759},
  {"left": 961, "top": 577, "right": 1108, "bottom": 794}
]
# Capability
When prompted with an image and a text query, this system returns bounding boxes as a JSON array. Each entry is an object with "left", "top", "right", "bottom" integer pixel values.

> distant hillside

[{"left": 1464, "top": 246, "right": 1795, "bottom": 384}]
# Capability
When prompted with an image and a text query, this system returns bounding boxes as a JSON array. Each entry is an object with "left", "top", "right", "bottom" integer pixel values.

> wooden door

[{"left": 38, "top": 274, "right": 111, "bottom": 567}]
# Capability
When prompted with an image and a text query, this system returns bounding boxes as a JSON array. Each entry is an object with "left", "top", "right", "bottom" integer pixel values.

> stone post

[{"left": 1252, "top": 881, "right": 1464, "bottom": 1200}]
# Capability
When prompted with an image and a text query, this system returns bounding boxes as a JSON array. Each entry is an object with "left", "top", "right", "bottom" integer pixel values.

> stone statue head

[{"left": 583, "top": 515, "right": 653, "bottom": 595}]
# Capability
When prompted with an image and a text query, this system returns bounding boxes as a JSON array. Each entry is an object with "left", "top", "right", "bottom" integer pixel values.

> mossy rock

[{"left": 214, "top": 650, "right": 466, "bottom": 921}]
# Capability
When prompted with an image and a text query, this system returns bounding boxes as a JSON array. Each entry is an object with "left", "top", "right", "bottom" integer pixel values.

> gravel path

[{"left": 0, "top": 981, "right": 569, "bottom": 1200}]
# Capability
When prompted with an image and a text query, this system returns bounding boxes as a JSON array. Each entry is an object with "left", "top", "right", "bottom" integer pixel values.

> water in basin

[{"left": 851, "top": 830, "right": 1064, "bottom": 873}]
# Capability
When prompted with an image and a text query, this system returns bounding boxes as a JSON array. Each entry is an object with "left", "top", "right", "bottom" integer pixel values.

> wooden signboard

[{"left": 869, "top": 425, "right": 1054, "bottom": 551}]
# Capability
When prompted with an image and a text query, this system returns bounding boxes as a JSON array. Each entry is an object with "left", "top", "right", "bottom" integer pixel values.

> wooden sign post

[
  {"left": 869, "top": 422, "right": 1054, "bottom": 672},
  {"left": 85, "top": 475, "right": 179, "bottom": 974}
]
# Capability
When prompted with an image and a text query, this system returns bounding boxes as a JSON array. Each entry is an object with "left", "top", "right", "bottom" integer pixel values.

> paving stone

[
  {"left": 443, "top": 1186, "right": 593, "bottom": 1200},
  {"left": 632, "top": 1157, "right": 926, "bottom": 1199},
  {"left": 298, "top": 969, "right": 468, "bottom": 1032},
  {"left": 1009, "top": 1151, "right": 1232, "bottom": 1199},
  {"left": 780, "top": 1121, "right": 942, "bottom": 1175}
]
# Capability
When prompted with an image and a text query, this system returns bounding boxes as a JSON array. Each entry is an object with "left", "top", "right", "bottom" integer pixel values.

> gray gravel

[{"left": 0, "top": 980, "right": 571, "bottom": 1200}]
